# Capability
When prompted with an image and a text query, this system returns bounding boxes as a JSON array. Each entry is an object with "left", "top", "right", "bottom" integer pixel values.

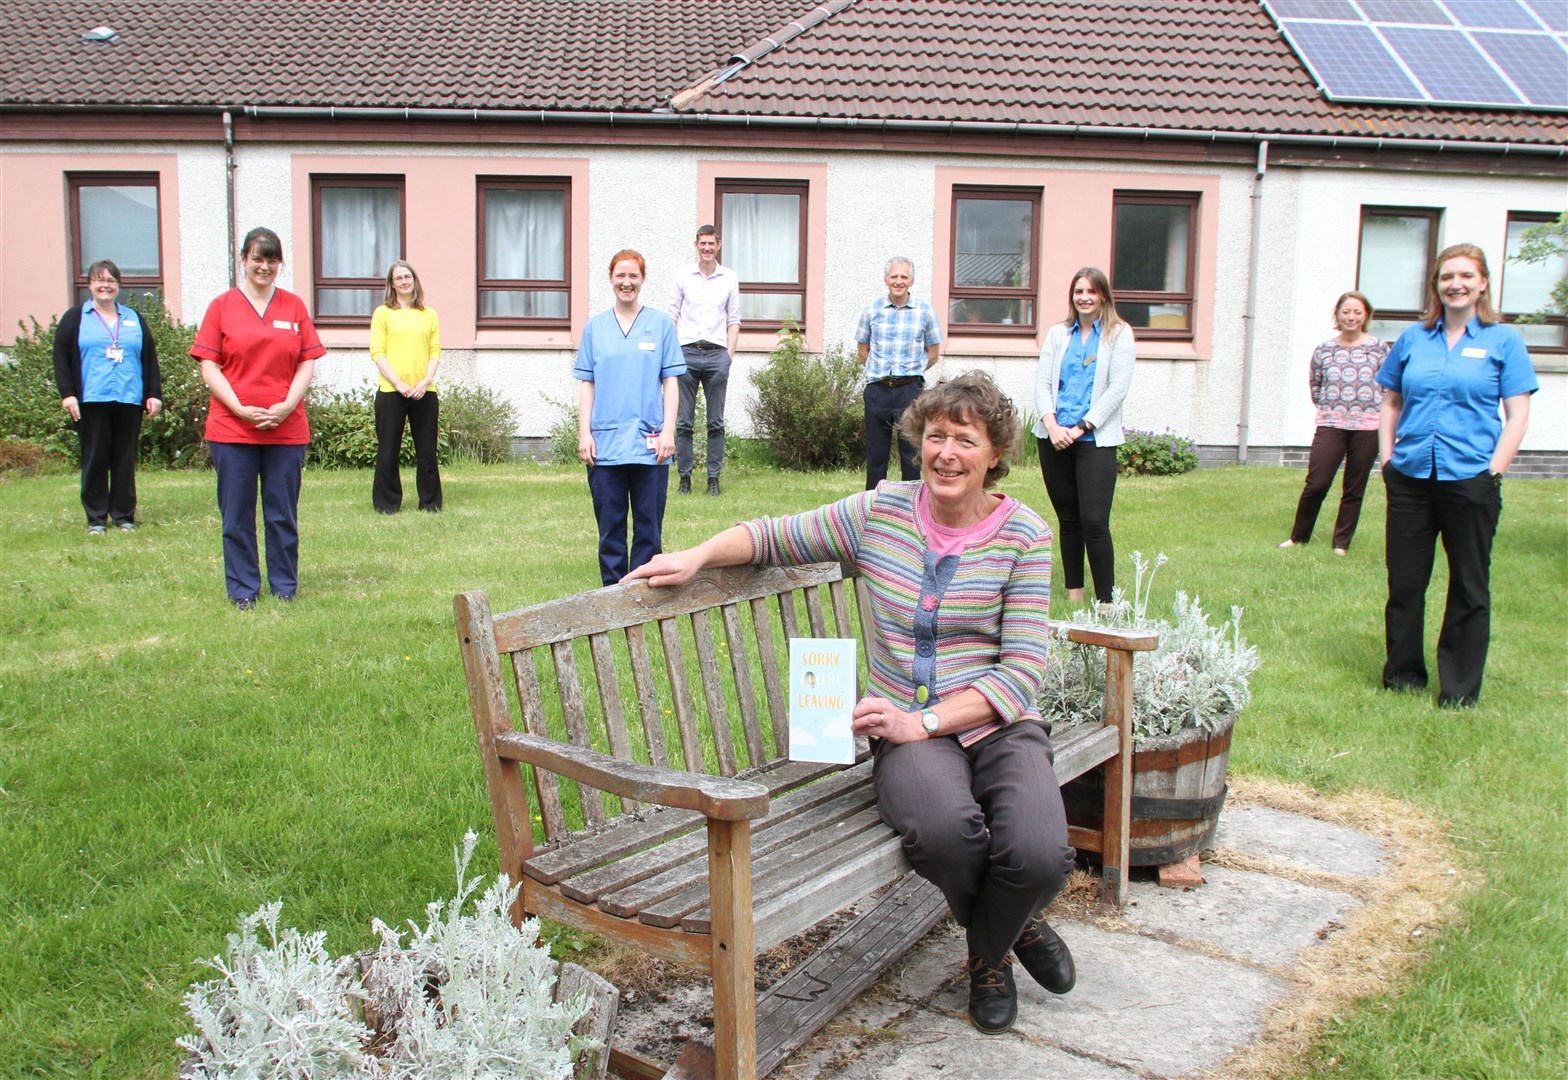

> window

[
  {"left": 312, "top": 176, "right": 404, "bottom": 324},
  {"left": 1356, "top": 206, "right": 1440, "bottom": 341},
  {"left": 948, "top": 187, "right": 1039, "bottom": 334},
  {"left": 476, "top": 178, "right": 571, "bottom": 327},
  {"left": 1501, "top": 212, "right": 1566, "bottom": 353},
  {"left": 716, "top": 179, "right": 807, "bottom": 329},
  {"left": 68, "top": 174, "right": 162, "bottom": 304},
  {"left": 1111, "top": 192, "right": 1198, "bottom": 339}
]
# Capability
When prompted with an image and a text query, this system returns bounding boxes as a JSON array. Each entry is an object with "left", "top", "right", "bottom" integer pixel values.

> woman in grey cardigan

[{"left": 1033, "top": 266, "right": 1136, "bottom": 605}]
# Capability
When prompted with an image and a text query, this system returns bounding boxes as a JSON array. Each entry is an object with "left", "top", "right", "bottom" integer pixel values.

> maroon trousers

[{"left": 1289, "top": 426, "right": 1379, "bottom": 550}]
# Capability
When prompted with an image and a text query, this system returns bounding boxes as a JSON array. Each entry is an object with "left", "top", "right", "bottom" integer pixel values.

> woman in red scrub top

[{"left": 191, "top": 226, "right": 324, "bottom": 608}]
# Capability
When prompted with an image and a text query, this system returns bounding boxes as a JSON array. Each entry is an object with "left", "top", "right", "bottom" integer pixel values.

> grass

[{"left": 0, "top": 460, "right": 1564, "bottom": 1078}]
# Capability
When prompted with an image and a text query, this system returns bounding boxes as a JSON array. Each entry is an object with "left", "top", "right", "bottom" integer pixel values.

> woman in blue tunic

[
  {"left": 53, "top": 259, "right": 163, "bottom": 534},
  {"left": 575, "top": 249, "right": 685, "bottom": 586},
  {"left": 1377, "top": 243, "right": 1537, "bottom": 707}
]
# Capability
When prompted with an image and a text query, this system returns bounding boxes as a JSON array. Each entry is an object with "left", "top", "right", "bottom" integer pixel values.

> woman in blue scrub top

[
  {"left": 575, "top": 249, "right": 685, "bottom": 586},
  {"left": 53, "top": 259, "right": 162, "bottom": 534},
  {"left": 1376, "top": 243, "right": 1537, "bottom": 708},
  {"left": 1033, "top": 266, "right": 1137, "bottom": 605}
]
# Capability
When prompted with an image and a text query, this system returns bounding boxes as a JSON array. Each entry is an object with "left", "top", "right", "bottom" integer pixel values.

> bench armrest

[
  {"left": 494, "top": 731, "right": 771, "bottom": 822},
  {"left": 1056, "top": 623, "right": 1159, "bottom": 652}
]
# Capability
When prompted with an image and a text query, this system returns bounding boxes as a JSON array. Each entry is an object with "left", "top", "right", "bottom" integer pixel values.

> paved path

[{"left": 783, "top": 806, "right": 1389, "bottom": 1079}]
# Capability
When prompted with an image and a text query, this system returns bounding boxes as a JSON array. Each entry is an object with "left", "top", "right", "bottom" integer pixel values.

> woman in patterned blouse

[
  {"left": 626, "top": 372, "right": 1078, "bottom": 1036},
  {"left": 1279, "top": 291, "right": 1387, "bottom": 555}
]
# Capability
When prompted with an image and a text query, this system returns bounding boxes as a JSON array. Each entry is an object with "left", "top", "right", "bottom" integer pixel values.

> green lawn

[{"left": 1, "top": 461, "right": 1563, "bottom": 1078}]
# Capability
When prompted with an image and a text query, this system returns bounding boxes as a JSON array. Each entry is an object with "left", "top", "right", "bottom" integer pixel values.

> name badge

[
  {"left": 1461, "top": 347, "right": 1487, "bottom": 359},
  {"left": 638, "top": 341, "right": 656, "bottom": 351},
  {"left": 272, "top": 319, "right": 296, "bottom": 331},
  {"left": 645, "top": 435, "right": 659, "bottom": 451},
  {"left": 122, "top": 318, "right": 137, "bottom": 328},
  {"left": 105, "top": 346, "right": 124, "bottom": 363}
]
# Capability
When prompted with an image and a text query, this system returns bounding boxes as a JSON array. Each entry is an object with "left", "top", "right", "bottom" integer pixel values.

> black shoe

[
  {"left": 1014, "top": 915, "right": 1076, "bottom": 994},
  {"left": 707, "top": 477, "right": 721, "bottom": 496},
  {"left": 1437, "top": 692, "right": 1477, "bottom": 709},
  {"left": 678, "top": 474, "right": 691, "bottom": 495},
  {"left": 965, "top": 952, "right": 1017, "bottom": 1034},
  {"left": 233, "top": 597, "right": 257, "bottom": 611},
  {"left": 1382, "top": 676, "right": 1428, "bottom": 693}
]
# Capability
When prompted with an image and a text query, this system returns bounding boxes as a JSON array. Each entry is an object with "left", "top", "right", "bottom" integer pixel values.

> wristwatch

[
  {"left": 1081, "top": 419, "right": 1094, "bottom": 433},
  {"left": 921, "top": 710, "right": 941, "bottom": 737}
]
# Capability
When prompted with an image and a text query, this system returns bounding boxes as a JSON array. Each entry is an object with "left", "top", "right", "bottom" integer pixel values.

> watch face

[{"left": 922, "top": 710, "right": 940, "bottom": 733}]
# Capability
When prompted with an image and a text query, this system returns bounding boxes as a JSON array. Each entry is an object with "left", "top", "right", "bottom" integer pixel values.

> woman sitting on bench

[{"left": 625, "top": 371, "right": 1077, "bottom": 1035}]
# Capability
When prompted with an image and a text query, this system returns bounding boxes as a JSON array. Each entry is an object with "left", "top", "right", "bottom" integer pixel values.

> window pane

[
  {"left": 723, "top": 194, "right": 800, "bottom": 283},
  {"left": 480, "top": 290, "right": 569, "bottom": 318},
  {"left": 316, "top": 288, "right": 382, "bottom": 316},
  {"left": 78, "top": 184, "right": 159, "bottom": 275},
  {"left": 954, "top": 198, "right": 1033, "bottom": 288},
  {"left": 738, "top": 293, "right": 803, "bottom": 322},
  {"left": 1114, "top": 203, "right": 1190, "bottom": 292},
  {"left": 320, "top": 187, "right": 400, "bottom": 279},
  {"left": 1502, "top": 217, "right": 1565, "bottom": 315},
  {"left": 1368, "top": 317, "right": 1411, "bottom": 342},
  {"left": 1116, "top": 301, "right": 1190, "bottom": 331},
  {"left": 949, "top": 297, "right": 1033, "bottom": 326},
  {"left": 484, "top": 189, "right": 566, "bottom": 280},
  {"left": 1359, "top": 214, "right": 1431, "bottom": 311},
  {"left": 1510, "top": 321, "right": 1566, "bottom": 349}
]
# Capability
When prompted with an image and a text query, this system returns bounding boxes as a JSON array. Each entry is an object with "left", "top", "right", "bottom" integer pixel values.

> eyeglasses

[{"left": 88, "top": 276, "right": 118, "bottom": 285}]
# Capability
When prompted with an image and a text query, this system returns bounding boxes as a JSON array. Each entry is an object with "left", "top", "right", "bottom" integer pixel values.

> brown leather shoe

[
  {"left": 966, "top": 951, "right": 1017, "bottom": 1033},
  {"left": 1014, "top": 914, "right": 1075, "bottom": 994}
]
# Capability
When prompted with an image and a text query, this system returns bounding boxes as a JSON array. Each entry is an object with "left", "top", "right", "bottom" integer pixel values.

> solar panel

[{"left": 1264, "top": 0, "right": 1568, "bottom": 111}]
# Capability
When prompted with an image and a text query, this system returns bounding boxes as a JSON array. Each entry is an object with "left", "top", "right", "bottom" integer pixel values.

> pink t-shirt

[{"left": 919, "top": 486, "right": 1018, "bottom": 556}]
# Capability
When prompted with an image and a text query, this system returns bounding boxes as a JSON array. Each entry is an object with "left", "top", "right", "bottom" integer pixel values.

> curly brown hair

[{"left": 898, "top": 371, "right": 1022, "bottom": 487}]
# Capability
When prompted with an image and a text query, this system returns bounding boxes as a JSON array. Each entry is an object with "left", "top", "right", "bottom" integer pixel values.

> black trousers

[
  {"left": 77, "top": 401, "right": 143, "bottom": 527},
  {"left": 1289, "top": 426, "right": 1379, "bottom": 550},
  {"left": 873, "top": 722, "right": 1074, "bottom": 967},
  {"left": 863, "top": 379, "right": 924, "bottom": 490},
  {"left": 1383, "top": 464, "right": 1501, "bottom": 704},
  {"left": 373, "top": 391, "right": 442, "bottom": 513},
  {"left": 1038, "top": 438, "right": 1120, "bottom": 602}
]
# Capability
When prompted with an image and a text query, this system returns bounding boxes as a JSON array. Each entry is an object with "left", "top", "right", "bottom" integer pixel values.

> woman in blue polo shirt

[
  {"left": 1376, "top": 243, "right": 1537, "bottom": 707},
  {"left": 575, "top": 249, "right": 685, "bottom": 586},
  {"left": 53, "top": 259, "right": 163, "bottom": 534}
]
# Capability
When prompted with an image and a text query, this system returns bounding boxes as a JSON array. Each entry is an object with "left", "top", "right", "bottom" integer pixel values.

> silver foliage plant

[
  {"left": 1039, "top": 552, "right": 1260, "bottom": 743},
  {"left": 179, "top": 833, "right": 592, "bottom": 1079}
]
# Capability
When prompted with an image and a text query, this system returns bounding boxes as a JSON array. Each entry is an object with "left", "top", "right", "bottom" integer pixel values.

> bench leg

[
  {"left": 1100, "top": 650, "right": 1134, "bottom": 908},
  {"left": 708, "top": 819, "right": 757, "bottom": 1080}
]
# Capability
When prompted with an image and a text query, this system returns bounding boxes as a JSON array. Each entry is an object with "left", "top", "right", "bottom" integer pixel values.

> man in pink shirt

[{"left": 667, "top": 225, "right": 741, "bottom": 496}]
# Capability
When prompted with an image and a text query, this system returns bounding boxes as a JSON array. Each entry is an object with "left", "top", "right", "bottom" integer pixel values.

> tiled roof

[
  {"left": 2, "top": 0, "right": 1562, "bottom": 146},
  {"left": 679, "top": 0, "right": 1568, "bottom": 144},
  {"left": 0, "top": 0, "right": 795, "bottom": 111}
]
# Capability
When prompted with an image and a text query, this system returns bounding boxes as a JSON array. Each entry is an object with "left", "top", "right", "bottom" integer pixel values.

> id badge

[
  {"left": 105, "top": 346, "right": 124, "bottom": 363},
  {"left": 646, "top": 435, "right": 659, "bottom": 452}
]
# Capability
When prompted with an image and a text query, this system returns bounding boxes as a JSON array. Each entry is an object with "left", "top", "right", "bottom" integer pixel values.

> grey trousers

[
  {"left": 873, "top": 720, "right": 1075, "bottom": 967},
  {"left": 675, "top": 345, "right": 731, "bottom": 480}
]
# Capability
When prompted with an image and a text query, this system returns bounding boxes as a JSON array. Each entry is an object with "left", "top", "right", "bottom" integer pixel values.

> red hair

[{"left": 608, "top": 249, "right": 646, "bottom": 276}]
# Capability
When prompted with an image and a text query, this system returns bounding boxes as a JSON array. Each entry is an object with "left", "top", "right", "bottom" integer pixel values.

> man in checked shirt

[{"left": 856, "top": 256, "right": 944, "bottom": 490}]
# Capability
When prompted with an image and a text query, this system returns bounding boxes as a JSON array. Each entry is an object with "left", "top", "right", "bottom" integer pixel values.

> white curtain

[
  {"left": 1358, "top": 215, "right": 1430, "bottom": 312},
  {"left": 723, "top": 193, "right": 799, "bottom": 284},
  {"left": 481, "top": 188, "right": 566, "bottom": 317},
  {"left": 321, "top": 187, "right": 400, "bottom": 279},
  {"left": 79, "top": 185, "right": 160, "bottom": 276}
]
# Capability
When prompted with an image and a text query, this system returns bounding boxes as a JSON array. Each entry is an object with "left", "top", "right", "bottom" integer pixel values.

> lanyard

[{"left": 91, "top": 306, "right": 122, "bottom": 350}]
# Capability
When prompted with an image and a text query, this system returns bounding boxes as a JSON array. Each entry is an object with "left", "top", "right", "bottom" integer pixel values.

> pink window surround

[
  {"left": 0, "top": 153, "right": 182, "bottom": 336},
  {"left": 933, "top": 166, "right": 1220, "bottom": 361},
  {"left": 292, "top": 154, "right": 589, "bottom": 350},
  {"left": 696, "top": 160, "right": 828, "bottom": 353}
]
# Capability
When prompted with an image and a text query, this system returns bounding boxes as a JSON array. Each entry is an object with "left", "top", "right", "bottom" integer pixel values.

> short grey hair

[{"left": 884, "top": 256, "right": 915, "bottom": 278}]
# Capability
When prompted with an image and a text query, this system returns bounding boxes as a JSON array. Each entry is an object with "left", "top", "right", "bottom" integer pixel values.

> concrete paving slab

[
  {"left": 1121, "top": 864, "right": 1359, "bottom": 968},
  {"left": 827, "top": 1006, "right": 1141, "bottom": 1080},
  {"left": 1214, "top": 805, "right": 1387, "bottom": 877},
  {"left": 927, "top": 922, "right": 1289, "bottom": 1078}
]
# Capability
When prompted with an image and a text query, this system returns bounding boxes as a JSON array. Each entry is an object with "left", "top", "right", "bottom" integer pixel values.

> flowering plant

[
  {"left": 1116, "top": 429, "right": 1199, "bottom": 476},
  {"left": 1039, "top": 552, "right": 1259, "bottom": 744}
]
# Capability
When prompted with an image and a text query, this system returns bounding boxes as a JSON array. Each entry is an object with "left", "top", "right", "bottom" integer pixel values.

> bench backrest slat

[
  {"left": 803, "top": 586, "right": 828, "bottom": 637},
  {"left": 659, "top": 616, "right": 707, "bottom": 774},
  {"left": 625, "top": 623, "right": 669, "bottom": 769},
  {"left": 551, "top": 639, "right": 608, "bottom": 831},
  {"left": 691, "top": 608, "right": 739, "bottom": 776},
  {"left": 589, "top": 631, "right": 636, "bottom": 813},
  {"left": 509, "top": 643, "right": 568, "bottom": 839},
  {"left": 721, "top": 602, "right": 769, "bottom": 767},
  {"left": 750, "top": 596, "right": 789, "bottom": 759}
]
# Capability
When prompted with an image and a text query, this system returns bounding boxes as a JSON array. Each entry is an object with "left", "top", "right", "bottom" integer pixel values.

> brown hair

[
  {"left": 382, "top": 260, "right": 425, "bottom": 310},
  {"left": 1420, "top": 243, "right": 1498, "bottom": 329},
  {"left": 898, "top": 370, "right": 1022, "bottom": 487},
  {"left": 1332, "top": 290, "right": 1374, "bottom": 329},
  {"left": 608, "top": 249, "right": 646, "bottom": 276},
  {"left": 85, "top": 259, "right": 121, "bottom": 284},
  {"left": 240, "top": 226, "right": 283, "bottom": 262},
  {"left": 1061, "top": 266, "right": 1123, "bottom": 341}
]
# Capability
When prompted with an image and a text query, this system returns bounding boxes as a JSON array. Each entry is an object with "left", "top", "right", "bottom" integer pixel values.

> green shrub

[
  {"left": 0, "top": 295, "right": 206, "bottom": 468},
  {"left": 543, "top": 395, "right": 580, "bottom": 465},
  {"left": 439, "top": 383, "right": 516, "bottom": 465},
  {"left": 748, "top": 325, "right": 863, "bottom": 471},
  {"left": 1117, "top": 428, "right": 1198, "bottom": 476},
  {"left": 305, "top": 383, "right": 516, "bottom": 469}
]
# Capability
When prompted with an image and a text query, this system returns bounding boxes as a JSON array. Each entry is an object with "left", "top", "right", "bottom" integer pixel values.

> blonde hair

[
  {"left": 1332, "top": 290, "right": 1374, "bottom": 329},
  {"left": 1420, "top": 243, "right": 1498, "bottom": 329},
  {"left": 1062, "top": 266, "right": 1123, "bottom": 341}
]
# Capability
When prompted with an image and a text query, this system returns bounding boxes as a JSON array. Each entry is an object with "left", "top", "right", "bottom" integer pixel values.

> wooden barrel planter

[{"left": 1062, "top": 714, "right": 1233, "bottom": 867}]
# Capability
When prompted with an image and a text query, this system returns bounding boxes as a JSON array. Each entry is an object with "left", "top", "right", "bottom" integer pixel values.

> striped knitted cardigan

[{"left": 743, "top": 481, "right": 1053, "bottom": 747}]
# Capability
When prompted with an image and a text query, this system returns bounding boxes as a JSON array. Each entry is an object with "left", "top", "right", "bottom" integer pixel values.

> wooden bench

[{"left": 455, "top": 563, "right": 1157, "bottom": 1080}]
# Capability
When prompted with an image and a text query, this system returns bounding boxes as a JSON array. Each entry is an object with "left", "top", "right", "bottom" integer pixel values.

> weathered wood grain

[
  {"left": 692, "top": 608, "right": 738, "bottom": 776},
  {"left": 625, "top": 624, "right": 669, "bottom": 770}
]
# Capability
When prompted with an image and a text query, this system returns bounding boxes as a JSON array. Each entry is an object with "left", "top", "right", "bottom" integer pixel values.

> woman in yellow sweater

[{"left": 370, "top": 260, "right": 442, "bottom": 513}]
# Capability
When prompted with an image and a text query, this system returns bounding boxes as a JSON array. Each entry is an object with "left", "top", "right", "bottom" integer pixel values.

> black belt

[
  {"left": 684, "top": 340, "right": 724, "bottom": 350},
  {"left": 871, "top": 376, "right": 923, "bottom": 388}
]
